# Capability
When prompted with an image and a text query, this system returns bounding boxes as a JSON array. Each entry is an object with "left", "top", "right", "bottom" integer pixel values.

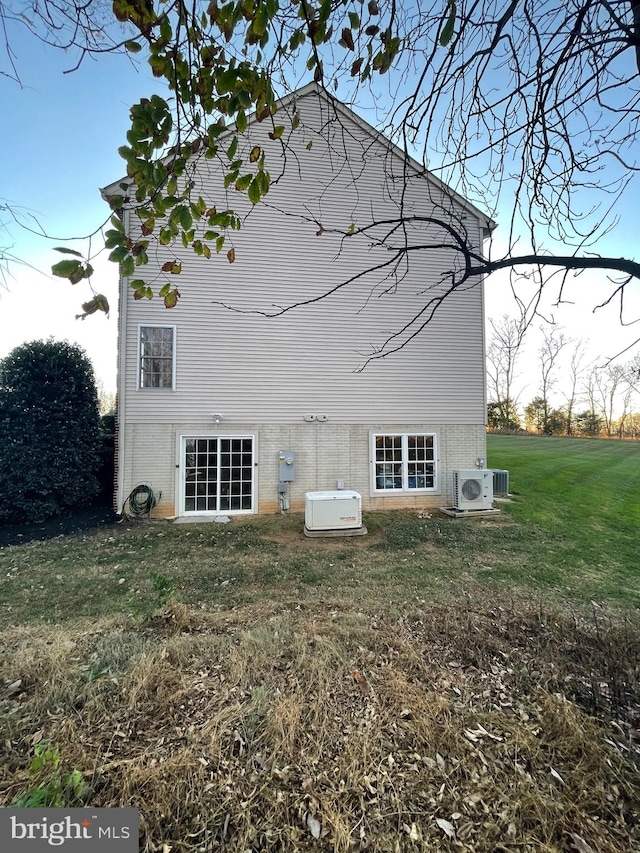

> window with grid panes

[
  {"left": 372, "top": 433, "right": 437, "bottom": 492},
  {"left": 139, "top": 326, "right": 175, "bottom": 389},
  {"left": 183, "top": 436, "right": 254, "bottom": 513}
]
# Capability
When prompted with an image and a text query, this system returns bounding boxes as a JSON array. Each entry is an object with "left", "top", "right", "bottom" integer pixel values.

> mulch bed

[{"left": 0, "top": 505, "right": 120, "bottom": 548}]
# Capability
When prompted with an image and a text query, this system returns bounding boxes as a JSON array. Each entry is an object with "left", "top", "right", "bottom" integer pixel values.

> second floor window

[{"left": 139, "top": 326, "right": 176, "bottom": 389}]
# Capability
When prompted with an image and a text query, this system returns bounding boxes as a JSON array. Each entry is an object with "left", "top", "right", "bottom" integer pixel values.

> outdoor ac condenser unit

[
  {"left": 452, "top": 469, "right": 494, "bottom": 510},
  {"left": 305, "top": 490, "right": 362, "bottom": 531},
  {"left": 490, "top": 468, "right": 510, "bottom": 496}
]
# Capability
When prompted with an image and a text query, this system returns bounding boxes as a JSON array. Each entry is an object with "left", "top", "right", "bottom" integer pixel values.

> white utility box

[{"left": 304, "top": 490, "right": 362, "bottom": 531}]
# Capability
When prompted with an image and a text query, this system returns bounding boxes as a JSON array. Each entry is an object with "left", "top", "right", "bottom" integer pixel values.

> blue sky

[
  {"left": 0, "top": 24, "right": 163, "bottom": 393},
  {"left": 0, "top": 20, "right": 638, "bottom": 402}
]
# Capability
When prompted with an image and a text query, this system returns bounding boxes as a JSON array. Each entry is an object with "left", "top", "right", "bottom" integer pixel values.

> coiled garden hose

[{"left": 123, "top": 484, "right": 159, "bottom": 517}]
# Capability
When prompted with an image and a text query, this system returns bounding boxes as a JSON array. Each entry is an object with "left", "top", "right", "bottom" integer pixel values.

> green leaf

[
  {"left": 179, "top": 206, "right": 193, "bottom": 231},
  {"left": 247, "top": 178, "right": 261, "bottom": 205},
  {"left": 104, "top": 230, "right": 124, "bottom": 249},
  {"left": 289, "top": 29, "right": 305, "bottom": 50},
  {"left": 257, "top": 169, "right": 270, "bottom": 195},
  {"left": 227, "top": 136, "right": 238, "bottom": 160},
  {"left": 122, "top": 256, "right": 135, "bottom": 277},
  {"left": 53, "top": 247, "right": 83, "bottom": 257},
  {"left": 224, "top": 170, "right": 239, "bottom": 188},
  {"left": 105, "top": 194, "right": 125, "bottom": 210},
  {"left": 164, "top": 288, "right": 180, "bottom": 308},
  {"left": 108, "top": 246, "right": 129, "bottom": 263},
  {"left": 269, "top": 125, "right": 285, "bottom": 140},
  {"left": 51, "top": 260, "right": 82, "bottom": 279},
  {"left": 235, "top": 173, "right": 253, "bottom": 191},
  {"left": 124, "top": 40, "right": 142, "bottom": 53},
  {"left": 207, "top": 122, "right": 225, "bottom": 141},
  {"left": 160, "top": 15, "right": 172, "bottom": 43},
  {"left": 440, "top": 1, "right": 456, "bottom": 46},
  {"left": 348, "top": 11, "right": 360, "bottom": 28}
]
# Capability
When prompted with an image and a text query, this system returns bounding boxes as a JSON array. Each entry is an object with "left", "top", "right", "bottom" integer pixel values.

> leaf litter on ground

[{"left": 1, "top": 595, "right": 639, "bottom": 852}]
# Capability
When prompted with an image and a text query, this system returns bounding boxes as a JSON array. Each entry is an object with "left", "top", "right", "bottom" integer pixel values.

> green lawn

[
  {"left": 487, "top": 434, "right": 640, "bottom": 604},
  {"left": 0, "top": 435, "right": 638, "bottom": 627}
]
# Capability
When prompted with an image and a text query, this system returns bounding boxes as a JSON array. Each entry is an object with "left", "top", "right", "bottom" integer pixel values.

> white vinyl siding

[
  {"left": 138, "top": 325, "right": 176, "bottom": 390},
  {"left": 118, "top": 88, "right": 487, "bottom": 426},
  {"left": 112, "top": 86, "right": 490, "bottom": 517},
  {"left": 371, "top": 432, "right": 438, "bottom": 493}
]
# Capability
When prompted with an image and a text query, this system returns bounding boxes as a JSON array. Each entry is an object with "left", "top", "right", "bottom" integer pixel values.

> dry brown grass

[{"left": 1, "top": 599, "right": 638, "bottom": 852}]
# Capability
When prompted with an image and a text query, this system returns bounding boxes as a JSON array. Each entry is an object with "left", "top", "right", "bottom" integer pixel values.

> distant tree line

[{"left": 487, "top": 317, "right": 640, "bottom": 439}]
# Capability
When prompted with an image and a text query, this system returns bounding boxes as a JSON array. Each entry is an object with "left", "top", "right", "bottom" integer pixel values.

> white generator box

[{"left": 305, "top": 490, "right": 362, "bottom": 531}]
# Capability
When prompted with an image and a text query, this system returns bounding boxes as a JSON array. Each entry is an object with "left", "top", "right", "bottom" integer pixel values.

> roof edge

[{"left": 101, "top": 80, "right": 497, "bottom": 233}]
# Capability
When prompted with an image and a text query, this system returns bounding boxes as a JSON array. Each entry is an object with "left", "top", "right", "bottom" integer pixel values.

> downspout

[{"left": 112, "top": 203, "right": 128, "bottom": 515}]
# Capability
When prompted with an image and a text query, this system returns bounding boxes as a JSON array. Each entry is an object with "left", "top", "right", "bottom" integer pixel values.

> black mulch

[{"left": 0, "top": 504, "right": 120, "bottom": 548}]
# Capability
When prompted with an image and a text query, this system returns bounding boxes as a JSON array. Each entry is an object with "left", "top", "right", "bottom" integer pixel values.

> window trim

[
  {"left": 370, "top": 432, "right": 439, "bottom": 494},
  {"left": 137, "top": 324, "right": 177, "bottom": 390}
]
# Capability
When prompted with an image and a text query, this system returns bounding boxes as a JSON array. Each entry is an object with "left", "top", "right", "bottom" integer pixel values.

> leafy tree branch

[{"left": 0, "top": 0, "right": 638, "bottom": 353}]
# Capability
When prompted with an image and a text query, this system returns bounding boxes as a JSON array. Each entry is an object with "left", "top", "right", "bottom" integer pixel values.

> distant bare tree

[
  {"left": 537, "top": 326, "right": 568, "bottom": 434},
  {"left": 585, "top": 362, "right": 627, "bottom": 437},
  {"left": 625, "top": 354, "right": 640, "bottom": 394},
  {"left": 562, "top": 340, "right": 588, "bottom": 436},
  {"left": 486, "top": 314, "right": 526, "bottom": 429},
  {"left": 96, "top": 380, "right": 116, "bottom": 416}
]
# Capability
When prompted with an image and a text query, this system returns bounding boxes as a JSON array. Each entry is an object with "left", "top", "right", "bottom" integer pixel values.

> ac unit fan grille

[{"left": 461, "top": 478, "right": 482, "bottom": 501}]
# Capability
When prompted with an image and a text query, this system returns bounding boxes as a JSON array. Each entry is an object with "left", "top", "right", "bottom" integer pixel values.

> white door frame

[{"left": 176, "top": 433, "right": 257, "bottom": 516}]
